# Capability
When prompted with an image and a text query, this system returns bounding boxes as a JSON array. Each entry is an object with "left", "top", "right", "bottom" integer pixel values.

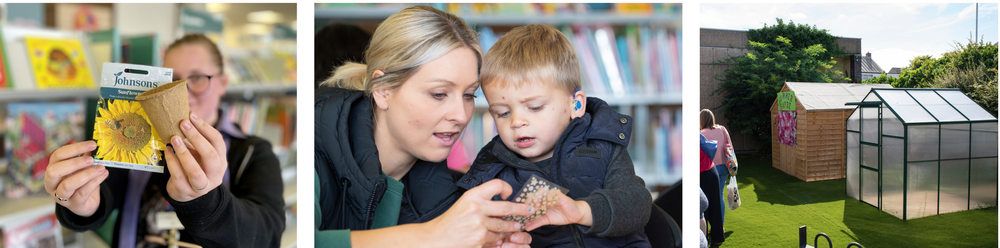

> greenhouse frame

[{"left": 845, "top": 88, "right": 998, "bottom": 220}]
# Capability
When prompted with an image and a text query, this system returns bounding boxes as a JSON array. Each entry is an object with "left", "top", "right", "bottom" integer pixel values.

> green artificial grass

[{"left": 710, "top": 154, "right": 998, "bottom": 248}]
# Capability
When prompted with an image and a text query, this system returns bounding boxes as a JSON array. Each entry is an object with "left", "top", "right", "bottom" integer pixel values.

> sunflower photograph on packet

[{"left": 92, "top": 63, "right": 173, "bottom": 173}]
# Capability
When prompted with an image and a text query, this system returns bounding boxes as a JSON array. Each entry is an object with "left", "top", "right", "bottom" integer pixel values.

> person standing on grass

[
  {"left": 700, "top": 109, "right": 734, "bottom": 225},
  {"left": 700, "top": 134, "right": 724, "bottom": 246}
]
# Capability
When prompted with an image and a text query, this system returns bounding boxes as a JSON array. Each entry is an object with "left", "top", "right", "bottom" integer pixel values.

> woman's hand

[
  {"left": 482, "top": 232, "right": 532, "bottom": 248},
  {"left": 425, "top": 179, "right": 535, "bottom": 248},
  {"left": 43, "top": 141, "right": 108, "bottom": 217},
  {"left": 163, "top": 112, "right": 228, "bottom": 202},
  {"left": 524, "top": 191, "right": 592, "bottom": 231}
]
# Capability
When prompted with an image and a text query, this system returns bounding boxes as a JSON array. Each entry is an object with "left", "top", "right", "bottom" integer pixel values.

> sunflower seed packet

[
  {"left": 92, "top": 63, "right": 173, "bottom": 173},
  {"left": 503, "top": 174, "right": 569, "bottom": 232}
]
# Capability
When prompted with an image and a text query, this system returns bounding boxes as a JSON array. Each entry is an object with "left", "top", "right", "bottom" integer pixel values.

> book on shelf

[
  {"left": 1, "top": 212, "right": 62, "bottom": 248},
  {"left": 24, "top": 36, "right": 96, "bottom": 89},
  {"left": 4, "top": 101, "right": 84, "bottom": 198},
  {"left": 226, "top": 53, "right": 296, "bottom": 85},
  {"left": 87, "top": 29, "right": 121, "bottom": 66},
  {"left": 0, "top": 29, "right": 11, "bottom": 89}
]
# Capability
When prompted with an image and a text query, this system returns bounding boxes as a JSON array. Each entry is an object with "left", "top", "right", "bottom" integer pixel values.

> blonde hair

[
  {"left": 321, "top": 5, "right": 483, "bottom": 95},
  {"left": 481, "top": 24, "right": 580, "bottom": 94},
  {"left": 700, "top": 109, "right": 719, "bottom": 130}
]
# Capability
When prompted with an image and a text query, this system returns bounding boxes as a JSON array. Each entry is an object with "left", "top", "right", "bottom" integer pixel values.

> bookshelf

[
  {"left": 316, "top": 3, "right": 683, "bottom": 189},
  {"left": 0, "top": 84, "right": 295, "bottom": 101}
]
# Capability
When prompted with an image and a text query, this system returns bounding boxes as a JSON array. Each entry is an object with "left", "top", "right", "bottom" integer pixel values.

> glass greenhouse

[{"left": 845, "top": 88, "right": 998, "bottom": 220}]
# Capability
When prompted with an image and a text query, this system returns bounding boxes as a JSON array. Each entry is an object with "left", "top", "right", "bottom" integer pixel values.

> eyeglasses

[{"left": 175, "top": 74, "right": 216, "bottom": 95}]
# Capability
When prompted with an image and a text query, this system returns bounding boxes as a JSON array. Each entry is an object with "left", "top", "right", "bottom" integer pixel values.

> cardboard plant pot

[{"left": 136, "top": 79, "right": 189, "bottom": 142}]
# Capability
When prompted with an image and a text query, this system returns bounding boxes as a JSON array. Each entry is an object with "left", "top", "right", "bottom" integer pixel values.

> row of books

[
  {"left": 220, "top": 96, "right": 297, "bottom": 168},
  {"left": 0, "top": 25, "right": 297, "bottom": 91},
  {"left": 316, "top": 3, "right": 681, "bottom": 15},
  {"left": 225, "top": 52, "right": 297, "bottom": 85},
  {"left": 477, "top": 24, "right": 681, "bottom": 98}
]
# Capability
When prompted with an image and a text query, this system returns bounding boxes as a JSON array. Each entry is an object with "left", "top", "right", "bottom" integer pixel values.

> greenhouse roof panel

[
  {"left": 785, "top": 82, "right": 892, "bottom": 110},
  {"left": 908, "top": 91, "right": 967, "bottom": 122},
  {"left": 872, "top": 88, "right": 998, "bottom": 124},
  {"left": 874, "top": 89, "right": 936, "bottom": 123},
  {"left": 936, "top": 90, "right": 998, "bottom": 121}
]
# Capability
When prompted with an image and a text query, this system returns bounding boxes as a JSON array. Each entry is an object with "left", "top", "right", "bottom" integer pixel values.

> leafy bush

[{"left": 713, "top": 18, "right": 849, "bottom": 148}]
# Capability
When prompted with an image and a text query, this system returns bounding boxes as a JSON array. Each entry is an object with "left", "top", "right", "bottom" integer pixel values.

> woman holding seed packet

[{"left": 43, "top": 34, "right": 285, "bottom": 248}]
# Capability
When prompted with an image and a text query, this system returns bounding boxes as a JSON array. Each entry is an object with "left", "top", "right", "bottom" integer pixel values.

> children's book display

[
  {"left": 24, "top": 37, "right": 95, "bottom": 89},
  {"left": 0, "top": 213, "right": 62, "bottom": 248},
  {"left": 91, "top": 63, "right": 175, "bottom": 173},
  {"left": 4, "top": 101, "right": 84, "bottom": 197}
]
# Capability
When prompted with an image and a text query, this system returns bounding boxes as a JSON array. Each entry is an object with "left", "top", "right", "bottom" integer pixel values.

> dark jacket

[
  {"left": 314, "top": 87, "right": 462, "bottom": 232},
  {"left": 458, "top": 97, "right": 651, "bottom": 248},
  {"left": 56, "top": 134, "right": 286, "bottom": 248}
]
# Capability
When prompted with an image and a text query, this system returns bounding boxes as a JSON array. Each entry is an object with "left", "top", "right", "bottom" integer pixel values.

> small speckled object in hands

[{"left": 503, "top": 174, "right": 569, "bottom": 232}]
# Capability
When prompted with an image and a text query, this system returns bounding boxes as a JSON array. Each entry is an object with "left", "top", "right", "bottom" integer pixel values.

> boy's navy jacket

[{"left": 458, "top": 97, "right": 652, "bottom": 248}]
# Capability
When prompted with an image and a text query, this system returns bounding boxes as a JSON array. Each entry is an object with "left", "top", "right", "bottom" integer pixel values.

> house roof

[
  {"left": 860, "top": 56, "right": 884, "bottom": 74},
  {"left": 779, "top": 82, "right": 893, "bottom": 111},
  {"left": 888, "top": 67, "right": 903, "bottom": 74},
  {"left": 863, "top": 88, "right": 998, "bottom": 124}
]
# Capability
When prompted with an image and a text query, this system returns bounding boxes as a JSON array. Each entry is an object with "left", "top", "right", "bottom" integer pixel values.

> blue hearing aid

[{"left": 573, "top": 88, "right": 582, "bottom": 111}]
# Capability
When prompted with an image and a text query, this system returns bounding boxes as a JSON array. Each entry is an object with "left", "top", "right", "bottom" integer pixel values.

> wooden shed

[{"left": 770, "top": 82, "right": 892, "bottom": 182}]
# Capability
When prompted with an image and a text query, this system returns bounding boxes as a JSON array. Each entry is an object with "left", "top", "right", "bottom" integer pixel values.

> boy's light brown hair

[{"left": 481, "top": 24, "right": 581, "bottom": 94}]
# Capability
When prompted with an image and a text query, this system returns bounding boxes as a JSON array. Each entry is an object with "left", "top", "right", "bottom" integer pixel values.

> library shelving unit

[{"left": 316, "top": 3, "right": 683, "bottom": 190}]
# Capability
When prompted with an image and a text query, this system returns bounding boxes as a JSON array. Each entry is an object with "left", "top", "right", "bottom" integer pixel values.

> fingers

[
  {"left": 165, "top": 140, "right": 203, "bottom": 192},
  {"left": 49, "top": 141, "right": 97, "bottom": 163},
  {"left": 66, "top": 168, "right": 108, "bottom": 206},
  {"left": 483, "top": 217, "right": 522, "bottom": 233},
  {"left": 54, "top": 165, "right": 107, "bottom": 203},
  {"left": 45, "top": 156, "right": 96, "bottom": 193},
  {"left": 189, "top": 112, "right": 226, "bottom": 157},
  {"left": 524, "top": 217, "right": 549, "bottom": 232},
  {"left": 481, "top": 200, "right": 533, "bottom": 218},
  {"left": 506, "top": 232, "right": 532, "bottom": 245},
  {"left": 469, "top": 179, "right": 514, "bottom": 201},
  {"left": 178, "top": 119, "right": 222, "bottom": 170}
]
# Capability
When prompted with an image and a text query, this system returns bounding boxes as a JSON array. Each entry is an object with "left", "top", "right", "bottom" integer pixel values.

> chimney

[{"left": 866, "top": 52, "right": 871, "bottom": 57}]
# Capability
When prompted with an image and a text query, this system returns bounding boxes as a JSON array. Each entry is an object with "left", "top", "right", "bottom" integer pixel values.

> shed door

[{"left": 780, "top": 143, "right": 795, "bottom": 176}]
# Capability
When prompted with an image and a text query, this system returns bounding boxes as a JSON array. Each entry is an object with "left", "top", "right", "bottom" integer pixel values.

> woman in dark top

[{"left": 45, "top": 34, "right": 285, "bottom": 248}]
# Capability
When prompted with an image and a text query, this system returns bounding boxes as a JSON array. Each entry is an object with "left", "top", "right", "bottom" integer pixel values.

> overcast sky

[{"left": 701, "top": 3, "right": 999, "bottom": 71}]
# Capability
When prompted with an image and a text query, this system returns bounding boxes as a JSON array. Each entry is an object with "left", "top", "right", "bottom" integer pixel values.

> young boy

[{"left": 456, "top": 24, "right": 651, "bottom": 247}]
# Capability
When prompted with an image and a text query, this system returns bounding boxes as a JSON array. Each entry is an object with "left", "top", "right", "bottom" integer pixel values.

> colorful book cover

[
  {"left": 4, "top": 101, "right": 84, "bottom": 197},
  {"left": 0, "top": 30, "right": 11, "bottom": 88},
  {"left": 24, "top": 37, "right": 95, "bottom": 89},
  {"left": 1, "top": 213, "right": 62, "bottom": 248}
]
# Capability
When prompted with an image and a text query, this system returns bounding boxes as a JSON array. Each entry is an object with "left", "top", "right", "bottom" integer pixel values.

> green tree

[
  {"left": 933, "top": 40, "right": 998, "bottom": 116},
  {"left": 713, "top": 18, "right": 849, "bottom": 149}
]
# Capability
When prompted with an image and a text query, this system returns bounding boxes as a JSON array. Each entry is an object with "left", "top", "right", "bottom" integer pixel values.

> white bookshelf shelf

[
  {"left": 0, "top": 83, "right": 295, "bottom": 102},
  {"left": 316, "top": 7, "right": 680, "bottom": 25}
]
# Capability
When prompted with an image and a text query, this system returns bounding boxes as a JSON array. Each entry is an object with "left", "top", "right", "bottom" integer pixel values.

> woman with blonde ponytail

[{"left": 315, "top": 5, "right": 532, "bottom": 247}]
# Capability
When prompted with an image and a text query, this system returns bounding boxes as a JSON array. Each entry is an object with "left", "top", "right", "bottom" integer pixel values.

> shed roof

[{"left": 781, "top": 82, "right": 892, "bottom": 111}]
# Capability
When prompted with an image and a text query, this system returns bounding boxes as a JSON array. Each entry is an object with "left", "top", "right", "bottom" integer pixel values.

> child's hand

[{"left": 524, "top": 191, "right": 592, "bottom": 231}]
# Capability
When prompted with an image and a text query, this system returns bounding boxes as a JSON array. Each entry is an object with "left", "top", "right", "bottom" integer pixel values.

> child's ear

[{"left": 571, "top": 90, "right": 587, "bottom": 119}]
